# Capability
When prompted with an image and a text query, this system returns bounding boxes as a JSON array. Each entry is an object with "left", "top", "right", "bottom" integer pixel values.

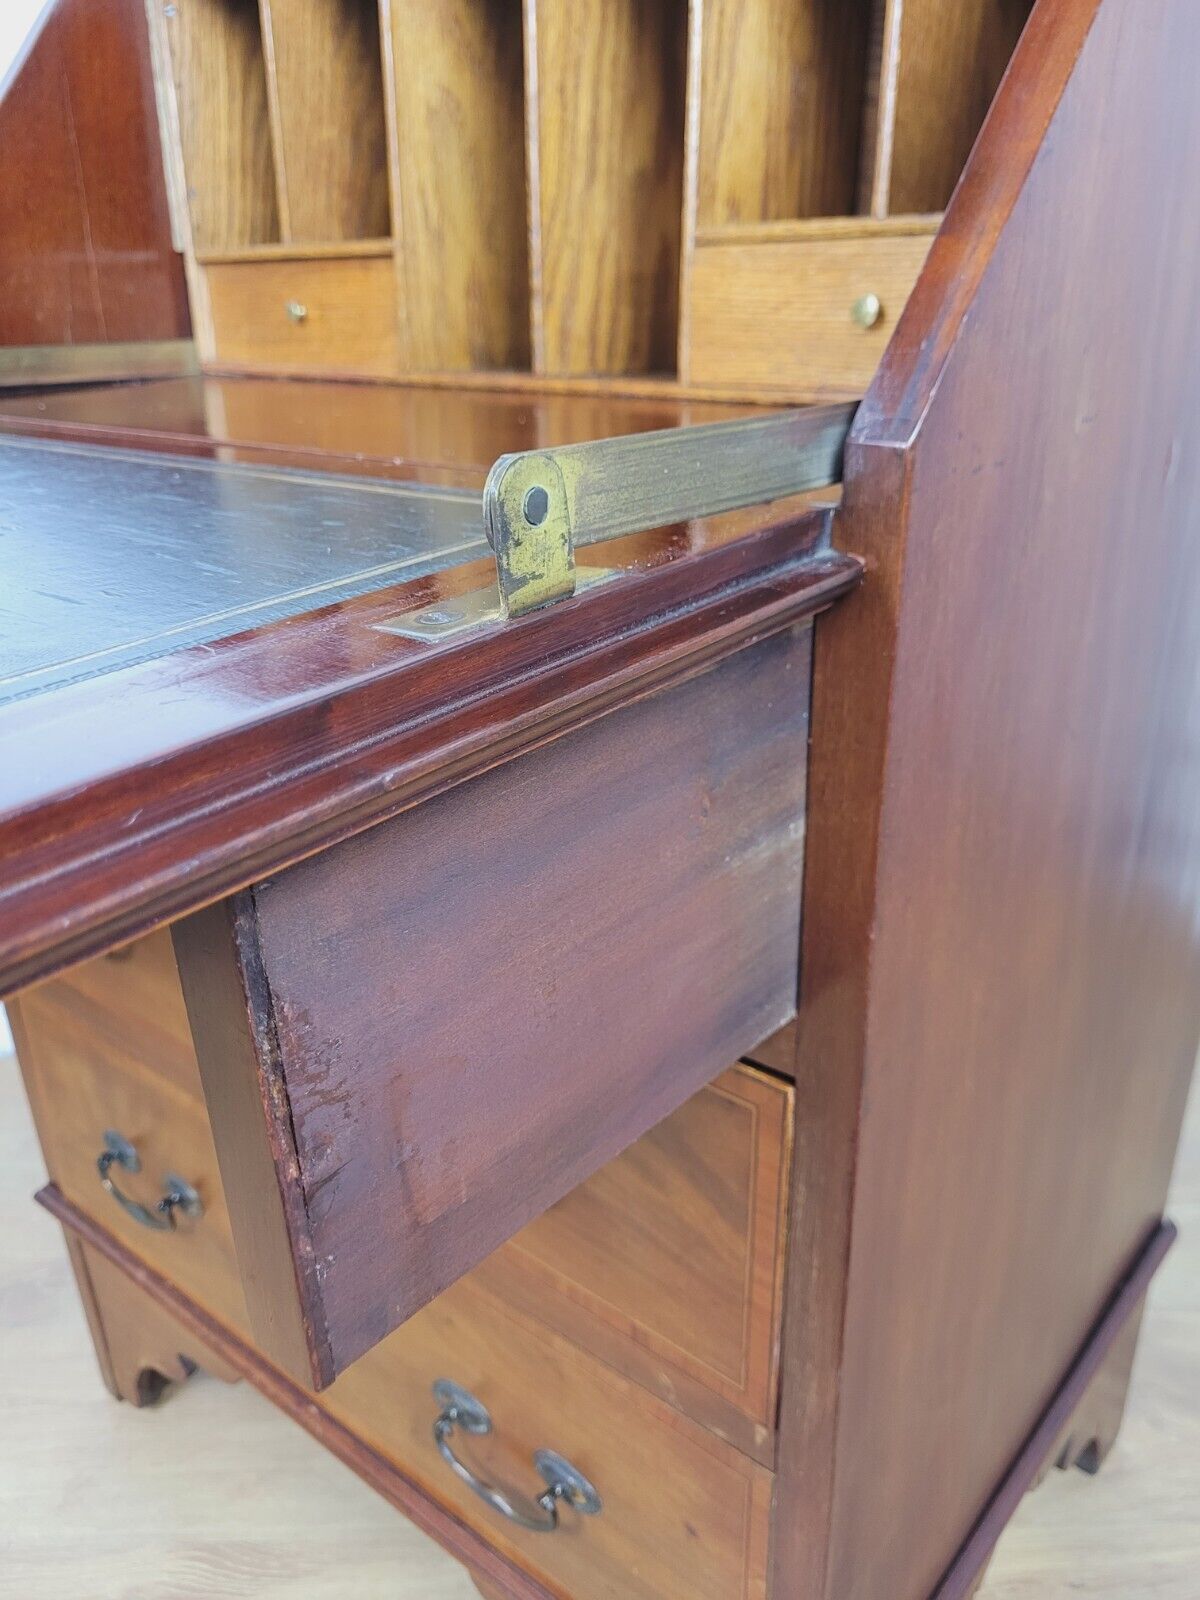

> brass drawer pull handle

[
  {"left": 431, "top": 1380, "right": 602, "bottom": 1533},
  {"left": 96, "top": 1130, "right": 203, "bottom": 1231}
]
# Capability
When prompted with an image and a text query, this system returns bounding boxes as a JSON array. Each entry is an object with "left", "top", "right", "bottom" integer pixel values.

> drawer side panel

[{"left": 229, "top": 623, "right": 811, "bottom": 1382}]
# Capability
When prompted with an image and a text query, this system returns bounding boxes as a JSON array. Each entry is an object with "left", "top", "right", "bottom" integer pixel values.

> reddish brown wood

[
  {"left": 776, "top": 2, "right": 1200, "bottom": 1597},
  {"left": 38, "top": 1186, "right": 564, "bottom": 1600},
  {"left": 0, "top": 374, "right": 754, "bottom": 478},
  {"left": 0, "top": 0, "right": 189, "bottom": 347},
  {"left": 66, "top": 1233, "right": 241, "bottom": 1405},
  {"left": 931, "top": 1224, "right": 1174, "bottom": 1600},
  {"left": 0, "top": 497, "right": 856, "bottom": 1000},
  {"left": 39, "top": 1189, "right": 1174, "bottom": 1600},
  {"left": 175, "top": 626, "right": 813, "bottom": 1385}
]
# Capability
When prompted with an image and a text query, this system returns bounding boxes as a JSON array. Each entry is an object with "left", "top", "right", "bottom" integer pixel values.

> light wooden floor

[{"left": 1, "top": 1051, "right": 1196, "bottom": 1599}]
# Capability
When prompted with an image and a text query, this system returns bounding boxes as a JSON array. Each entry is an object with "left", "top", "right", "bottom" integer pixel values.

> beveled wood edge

[
  {"left": 171, "top": 898, "right": 332, "bottom": 1390},
  {"left": 197, "top": 360, "right": 863, "bottom": 407},
  {"left": 36, "top": 1184, "right": 562, "bottom": 1600},
  {"left": 930, "top": 1219, "right": 1176, "bottom": 1600},
  {"left": 852, "top": 0, "right": 1104, "bottom": 446},
  {"left": 694, "top": 215, "right": 942, "bottom": 248},
  {"left": 470, "top": 1062, "right": 793, "bottom": 1468},
  {"left": 196, "top": 239, "right": 394, "bottom": 266},
  {"left": 0, "top": 531, "right": 859, "bottom": 998}
]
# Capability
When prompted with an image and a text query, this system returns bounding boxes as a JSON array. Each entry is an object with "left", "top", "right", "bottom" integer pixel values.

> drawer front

[
  {"left": 323, "top": 1275, "right": 772, "bottom": 1600},
  {"left": 686, "top": 231, "right": 935, "bottom": 394},
  {"left": 175, "top": 626, "right": 812, "bottom": 1387},
  {"left": 476, "top": 1063, "right": 792, "bottom": 1460},
  {"left": 205, "top": 255, "right": 398, "bottom": 376},
  {"left": 39, "top": 929, "right": 202, "bottom": 1103},
  {"left": 10, "top": 986, "right": 248, "bottom": 1336}
]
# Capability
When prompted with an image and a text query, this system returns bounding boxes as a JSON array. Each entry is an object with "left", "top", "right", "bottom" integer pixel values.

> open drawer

[{"left": 172, "top": 622, "right": 813, "bottom": 1386}]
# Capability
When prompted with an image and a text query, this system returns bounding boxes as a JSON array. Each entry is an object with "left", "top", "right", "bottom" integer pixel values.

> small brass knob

[
  {"left": 851, "top": 293, "right": 882, "bottom": 331},
  {"left": 285, "top": 300, "right": 309, "bottom": 324}
]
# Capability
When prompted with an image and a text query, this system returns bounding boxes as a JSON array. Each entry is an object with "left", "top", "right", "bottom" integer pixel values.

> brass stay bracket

[{"left": 390, "top": 402, "right": 856, "bottom": 639}]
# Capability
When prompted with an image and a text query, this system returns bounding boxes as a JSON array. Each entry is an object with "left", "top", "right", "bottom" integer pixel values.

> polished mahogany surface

[
  {"left": 0, "top": 0, "right": 189, "bottom": 347},
  {"left": 778, "top": 1, "right": 1200, "bottom": 1596},
  {"left": 0, "top": 416, "right": 857, "bottom": 997},
  {"left": 0, "top": 374, "right": 758, "bottom": 481}
]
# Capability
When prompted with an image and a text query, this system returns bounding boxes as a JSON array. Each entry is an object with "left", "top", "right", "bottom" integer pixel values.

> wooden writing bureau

[{"left": 2, "top": 0, "right": 1200, "bottom": 1597}]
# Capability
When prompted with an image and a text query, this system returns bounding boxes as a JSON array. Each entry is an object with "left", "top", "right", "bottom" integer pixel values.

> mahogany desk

[{"left": 3, "top": 2, "right": 1200, "bottom": 1598}]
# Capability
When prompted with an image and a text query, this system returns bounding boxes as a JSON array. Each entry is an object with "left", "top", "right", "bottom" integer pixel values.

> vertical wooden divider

[
  {"left": 692, "top": 0, "right": 875, "bottom": 227},
  {"left": 882, "top": 0, "right": 1035, "bottom": 214},
  {"left": 162, "top": 0, "right": 280, "bottom": 251},
  {"left": 527, "top": 0, "right": 688, "bottom": 377},
  {"left": 384, "top": 0, "right": 529, "bottom": 372},
  {"left": 676, "top": 0, "right": 704, "bottom": 383},
  {"left": 857, "top": 0, "right": 903, "bottom": 217},
  {"left": 257, "top": 0, "right": 391, "bottom": 243}
]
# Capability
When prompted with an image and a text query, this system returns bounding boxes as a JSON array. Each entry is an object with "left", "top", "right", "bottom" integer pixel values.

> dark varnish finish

[
  {"left": 176, "top": 627, "right": 813, "bottom": 1385},
  {"left": 0, "top": 484, "right": 856, "bottom": 998},
  {"left": 775, "top": 1, "right": 1200, "bottom": 1596},
  {"left": 0, "top": 0, "right": 189, "bottom": 347}
]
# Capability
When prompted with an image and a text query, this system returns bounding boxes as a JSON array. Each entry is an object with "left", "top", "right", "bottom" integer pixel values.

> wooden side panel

[
  {"left": 163, "top": 0, "right": 280, "bottom": 250},
  {"left": 204, "top": 626, "right": 812, "bottom": 1384},
  {"left": 259, "top": 0, "right": 390, "bottom": 243},
  {"left": 530, "top": 0, "right": 687, "bottom": 375},
  {"left": 777, "top": 2, "right": 1200, "bottom": 1596},
  {"left": 694, "top": 0, "right": 874, "bottom": 226},
  {"left": 386, "top": 0, "right": 529, "bottom": 371},
  {"left": 0, "top": 0, "right": 189, "bottom": 346}
]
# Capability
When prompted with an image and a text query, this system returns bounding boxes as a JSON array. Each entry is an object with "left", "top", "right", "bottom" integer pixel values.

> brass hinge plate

[{"left": 383, "top": 402, "right": 856, "bottom": 639}]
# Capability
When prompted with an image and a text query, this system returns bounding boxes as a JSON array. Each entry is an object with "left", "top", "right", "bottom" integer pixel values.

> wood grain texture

[
  {"left": 530, "top": 0, "right": 686, "bottom": 375},
  {"left": 190, "top": 626, "right": 812, "bottom": 1384},
  {"left": 6, "top": 1054, "right": 1200, "bottom": 1597},
  {"left": 687, "top": 228, "right": 934, "bottom": 398},
  {"left": 776, "top": 3, "right": 1200, "bottom": 1597},
  {"left": 474, "top": 1064, "right": 792, "bottom": 1463},
  {"left": 73, "top": 1235, "right": 242, "bottom": 1403},
  {"left": 0, "top": 481, "right": 856, "bottom": 999},
  {"left": 386, "top": 0, "right": 529, "bottom": 371},
  {"left": 0, "top": 0, "right": 189, "bottom": 346},
  {"left": 171, "top": 899, "right": 323, "bottom": 1386},
  {"left": 886, "top": 0, "right": 1034, "bottom": 215},
  {"left": 204, "top": 253, "right": 398, "bottom": 373},
  {"left": 8, "top": 983, "right": 250, "bottom": 1337},
  {"left": 163, "top": 0, "right": 280, "bottom": 250},
  {"left": 694, "top": 0, "right": 873, "bottom": 225},
  {"left": 930, "top": 1226, "right": 1175, "bottom": 1600},
  {"left": 259, "top": 0, "right": 391, "bottom": 243},
  {"left": 31, "top": 929, "right": 202, "bottom": 1104},
  {"left": 0, "top": 374, "right": 751, "bottom": 481},
  {"left": 319, "top": 1273, "right": 773, "bottom": 1600},
  {"left": 32, "top": 1186, "right": 546, "bottom": 1600}
]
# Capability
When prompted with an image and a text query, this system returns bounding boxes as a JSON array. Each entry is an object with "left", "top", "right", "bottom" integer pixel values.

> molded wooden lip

[
  {"left": 0, "top": 505, "right": 860, "bottom": 998},
  {"left": 35, "top": 1186, "right": 1177, "bottom": 1600},
  {"left": 36, "top": 1185, "right": 563, "bottom": 1600}
]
